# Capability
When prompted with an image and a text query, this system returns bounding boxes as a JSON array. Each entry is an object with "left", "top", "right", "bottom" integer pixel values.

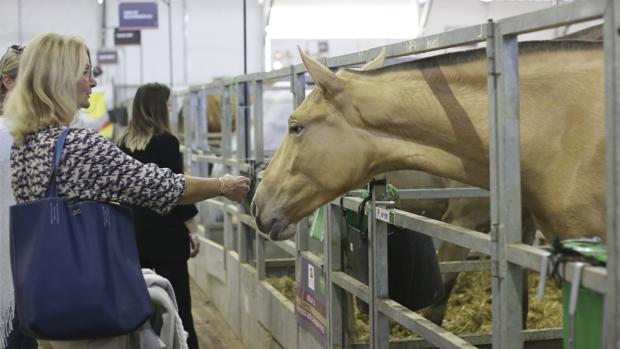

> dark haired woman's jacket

[{"left": 120, "top": 132, "right": 198, "bottom": 262}]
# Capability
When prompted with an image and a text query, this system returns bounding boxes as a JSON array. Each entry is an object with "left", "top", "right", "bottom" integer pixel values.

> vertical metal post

[
  {"left": 604, "top": 1, "right": 620, "bottom": 347},
  {"left": 254, "top": 81, "right": 264, "bottom": 162},
  {"left": 292, "top": 69, "right": 309, "bottom": 253},
  {"left": 326, "top": 203, "right": 345, "bottom": 348},
  {"left": 139, "top": 43, "right": 144, "bottom": 84},
  {"left": 222, "top": 86, "right": 234, "bottom": 256},
  {"left": 167, "top": 0, "right": 173, "bottom": 88},
  {"left": 198, "top": 90, "right": 208, "bottom": 151},
  {"left": 254, "top": 79, "right": 266, "bottom": 280},
  {"left": 237, "top": 82, "right": 252, "bottom": 263},
  {"left": 256, "top": 234, "right": 266, "bottom": 280},
  {"left": 291, "top": 67, "right": 309, "bottom": 348},
  {"left": 236, "top": 82, "right": 248, "bottom": 163},
  {"left": 490, "top": 22, "right": 524, "bottom": 349},
  {"left": 182, "top": 0, "right": 189, "bottom": 84},
  {"left": 369, "top": 181, "right": 389, "bottom": 349}
]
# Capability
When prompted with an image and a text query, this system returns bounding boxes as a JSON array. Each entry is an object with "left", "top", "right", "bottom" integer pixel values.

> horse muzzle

[{"left": 250, "top": 198, "right": 295, "bottom": 241}]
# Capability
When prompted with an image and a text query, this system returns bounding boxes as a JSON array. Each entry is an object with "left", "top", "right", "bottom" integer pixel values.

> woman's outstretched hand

[{"left": 220, "top": 174, "right": 251, "bottom": 203}]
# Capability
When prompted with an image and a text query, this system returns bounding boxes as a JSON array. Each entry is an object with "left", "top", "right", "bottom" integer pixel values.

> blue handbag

[{"left": 10, "top": 128, "right": 153, "bottom": 340}]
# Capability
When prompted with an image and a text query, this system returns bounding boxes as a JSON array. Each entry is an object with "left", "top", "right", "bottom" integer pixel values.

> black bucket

[{"left": 343, "top": 223, "right": 444, "bottom": 313}]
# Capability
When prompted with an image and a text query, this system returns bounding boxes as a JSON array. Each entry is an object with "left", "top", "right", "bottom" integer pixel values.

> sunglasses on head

[{"left": 9, "top": 44, "right": 25, "bottom": 53}]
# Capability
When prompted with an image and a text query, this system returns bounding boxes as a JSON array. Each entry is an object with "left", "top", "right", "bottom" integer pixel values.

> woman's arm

[{"left": 179, "top": 174, "right": 250, "bottom": 204}]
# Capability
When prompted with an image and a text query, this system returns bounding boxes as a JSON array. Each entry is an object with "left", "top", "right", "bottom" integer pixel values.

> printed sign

[
  {"left": 119, "top": 2, "right": 158, "bottom": 29},
  {"left": 307, "top": 264, "right": 315, "bottom": 291},
  {"left": 114, "top": 28, "right": 141, "bottom": 45},
  {"left": 375, "top": 206, "right": 392, "bottom": 223},
  {"left": 296, "top": 256, "right": 327, "bottom": 347},
  {"left": 97, "top": 50, "right": 118, "bottom": 64}
]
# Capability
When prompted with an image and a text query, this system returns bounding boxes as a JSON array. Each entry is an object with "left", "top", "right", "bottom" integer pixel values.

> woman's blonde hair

[
  {"left": 4, "top": 33, "right": 89, "bottom": 143},
  {"left": 120, "top": 83, "right": 171, "bottom": 152},
  {"left": 0, "top": 45, "right": 23, "bottom": 112}
]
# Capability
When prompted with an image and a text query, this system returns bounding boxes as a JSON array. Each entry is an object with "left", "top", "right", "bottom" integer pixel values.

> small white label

[
  {"left": 376, "top": 207, "right": 391, "bottom": 223},
  {"left": 308, "top": 264, "right": 315, "bottom": 291}
]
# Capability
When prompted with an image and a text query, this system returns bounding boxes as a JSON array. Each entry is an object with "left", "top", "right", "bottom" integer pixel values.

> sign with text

[
  {"left": 119, "top": 2, "right": 158, "bottom": 29},
  {"left": 114, "top": 28, "right": 141, "bottom": 45},
  {"left": 296, "top": 256, "right": 327, "bottom": 347},
  {"left": 97, "top": 50, "right": 118, "bottom": 65}
]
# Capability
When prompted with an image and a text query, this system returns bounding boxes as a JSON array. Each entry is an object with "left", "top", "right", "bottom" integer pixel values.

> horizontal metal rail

[
  {"left": 378, "top": 299, "right": 477, "bottom": 349},
  {"left": 348, "top": 329, "right": 563, "bottom": 349},
  {"left": 398, "top": 188, "right": 489, "bottom": 200},
  {"left": 392, "top": 210, "right": 491, "bottom": 255},
  {"left": 499, "top": 0, "right": 604, "bottom": 35},
  {"left": 505, "top": 243, "right": 607, "bottom": 294},
  {"left": 439, "top": 260, "right": 491, "bottom": 273},
  {"left": 186, "top": 23, "right": 491, "bottom": 91},
  {"left": 332, "top": 271, "right": 370, "bottom": 304}
]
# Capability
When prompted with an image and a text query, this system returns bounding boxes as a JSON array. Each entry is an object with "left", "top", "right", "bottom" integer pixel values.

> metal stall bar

[
  {"left": 253, "top": 79, "right": 267, "bottom": 280},
  {"left": 221, "top": 85, "right": 235, "bottom": 258},
  {"left": 506, "top": 243, "right": 607, "bottom": 294},
  {"left": 369, "top": 182, "right": 390, "bottom": 348},
  {"left": 604, "top": 0, "right": 620, "bottom": 347},
  {"left": 499, "top": 0, "right": 603, "bottom": 36},
  {"left": 326, "top": 201, "right": 345, "bottom": 347},
  {"left": 397, "top": 188, "right": 489, "bottom": 199},
  {"left": 490, "top": 20, "right": 524, "bottom": 349},
  {"left": 254, "top": 81, "right": 265, "bottom": 162},
  {"left": 289, "top": 67, "right": 313, "bottom": 349},
  {"left": 377, "top": 300, "right": 476, "bottom": 349},
  {"left": 237, "top": 80, "right": 253, "bottom": 264},
  {"left": 392, "top": 210, "right": 491, "bottom": 255}
]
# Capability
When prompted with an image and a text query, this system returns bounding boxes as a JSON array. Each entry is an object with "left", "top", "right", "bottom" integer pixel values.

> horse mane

[{"left": 345, "top": 40, "right": 603, "bottom": 76}]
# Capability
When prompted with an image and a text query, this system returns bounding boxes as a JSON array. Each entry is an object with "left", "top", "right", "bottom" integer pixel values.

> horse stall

[{"left": 176, "top": 1, "right": 618, "bottom": 348}]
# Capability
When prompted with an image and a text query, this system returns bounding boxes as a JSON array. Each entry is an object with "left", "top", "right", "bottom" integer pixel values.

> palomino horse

[{"left": 251, "top": 40, "right": 605, "bottom": 244}]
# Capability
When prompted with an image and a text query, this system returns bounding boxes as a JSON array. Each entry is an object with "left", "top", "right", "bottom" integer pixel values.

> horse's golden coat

[{"left": 252, "top": 41, "right": 604, "bottom": 242}]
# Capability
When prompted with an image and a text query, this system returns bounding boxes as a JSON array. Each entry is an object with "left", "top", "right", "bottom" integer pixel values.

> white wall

[
  {"left": 0, "top": 0, "right": 101, "bottom": 56},
  {"left": 103, "top": 0, "right": 264, "bottom": 90},
  {"left": 1, "top": 0, "right": 264, "bottom": 103}
]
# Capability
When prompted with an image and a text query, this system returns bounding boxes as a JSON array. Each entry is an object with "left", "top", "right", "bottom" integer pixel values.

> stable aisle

[{"left": 190, "top": 279, "right": 247, "bottom": 349}]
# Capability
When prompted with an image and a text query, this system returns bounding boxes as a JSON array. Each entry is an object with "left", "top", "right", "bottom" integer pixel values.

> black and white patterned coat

[{"left": 11, "top": 125, "right": 185, "bottom": 214}]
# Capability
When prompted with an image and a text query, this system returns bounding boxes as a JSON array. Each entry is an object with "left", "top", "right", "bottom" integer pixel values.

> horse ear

[
  {"left": 298, "top": 47, "right": 344, "bottom": 95},
  {"left": 359, "top": 48, "right": 386, "bottom": 71}
]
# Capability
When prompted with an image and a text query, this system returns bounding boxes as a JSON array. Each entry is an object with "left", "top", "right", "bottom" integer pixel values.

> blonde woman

[
  {"left": 5, "top": 33, "right": 250, "bottom": 347},
  {"left": 0, "top": 44, "right": 38, "bottom": 349}
]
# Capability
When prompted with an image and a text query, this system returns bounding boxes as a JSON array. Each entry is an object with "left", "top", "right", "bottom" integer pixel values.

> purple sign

[{"left": 119, "top": 2, "right": 158, "bottom": 29}]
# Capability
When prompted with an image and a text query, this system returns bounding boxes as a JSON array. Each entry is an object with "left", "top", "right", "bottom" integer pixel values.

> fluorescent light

[
  {"left": 97, "top": 0, "right": 103, "bottom": 4},
  {"left": 267, "top": 5, "right": 418, "bottom": 39}
]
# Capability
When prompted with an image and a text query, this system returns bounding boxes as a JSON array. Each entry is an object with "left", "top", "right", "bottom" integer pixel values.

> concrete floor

[{"left": 190, "top": 279, "right": 247, "bottom": 349}]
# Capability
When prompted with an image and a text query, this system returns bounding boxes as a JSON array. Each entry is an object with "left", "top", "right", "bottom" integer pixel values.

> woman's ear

[{"left": 1, "top": 75, "right": 15, "bottom": 92}]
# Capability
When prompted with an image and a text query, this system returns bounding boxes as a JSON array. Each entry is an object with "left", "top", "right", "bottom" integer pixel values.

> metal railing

[{"left": 173, "top": 1, "right": 616, "bottom": 348}]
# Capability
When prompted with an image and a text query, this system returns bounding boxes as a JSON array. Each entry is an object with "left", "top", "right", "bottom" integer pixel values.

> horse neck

[{"left": 347, "top": 60, "right": 491, "bottom": 188}]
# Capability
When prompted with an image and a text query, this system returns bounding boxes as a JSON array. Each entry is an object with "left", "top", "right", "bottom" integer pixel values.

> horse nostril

[{"left": 250, "top": 200, "right": 258, "bottom": 217}]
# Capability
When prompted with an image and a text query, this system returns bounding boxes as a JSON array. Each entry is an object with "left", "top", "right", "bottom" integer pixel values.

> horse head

[{"left": 251, "top": 48, "right": 386, "bottom": 240}]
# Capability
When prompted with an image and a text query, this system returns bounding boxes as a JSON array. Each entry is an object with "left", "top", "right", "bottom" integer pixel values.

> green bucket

[{"left": 562, "top": 283, "right": 603, "bottom": 349}]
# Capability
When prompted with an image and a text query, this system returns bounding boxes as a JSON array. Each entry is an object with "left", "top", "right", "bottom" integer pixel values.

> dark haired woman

[{"left": 119, "top": 83, "right": 206, "bottom": 349}]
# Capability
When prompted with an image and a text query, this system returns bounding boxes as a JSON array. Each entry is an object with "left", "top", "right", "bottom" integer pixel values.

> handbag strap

[{"left": 44, "top": 128, "right": 72, "bottom": 198}]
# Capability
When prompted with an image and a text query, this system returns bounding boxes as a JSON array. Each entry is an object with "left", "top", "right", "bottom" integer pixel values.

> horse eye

[{"left": 289, "top": 124, "right": 304, "bottom": 134}]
